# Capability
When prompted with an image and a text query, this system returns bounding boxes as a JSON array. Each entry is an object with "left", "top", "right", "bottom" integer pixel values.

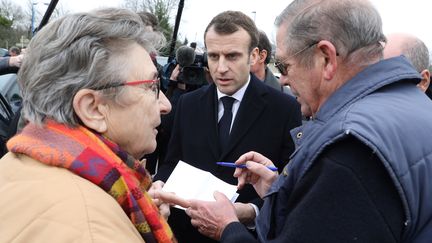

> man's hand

[
  {"left": 170, "top": 64, "right": 180, "bottom": 81},
  {"left": 234, "top": 151, "right": 278, "bottom": 198},
  {"left": 234, "top": 202, "right": 256, "bottom": 225},
  {"left": 149, "top": 180, "right": 171, "bottom": 220},
  {"left": 155, "top": 190, "right": 238, "bottom": 240},
  {"left": 8, "top": 55, "right": 23, "bottom": 68},
  {"left": 186, "top": 191, "right": 239, "bottom": 240}
]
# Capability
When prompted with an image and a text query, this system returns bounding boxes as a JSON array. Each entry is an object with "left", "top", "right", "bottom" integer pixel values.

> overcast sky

[{"left": 15, "top": 0, "right": 432, "bottom": 51}]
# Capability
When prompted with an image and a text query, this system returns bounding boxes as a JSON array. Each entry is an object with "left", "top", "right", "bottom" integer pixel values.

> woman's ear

[{"left": 73, "top": 89, "right": 108, "bottom": 133}]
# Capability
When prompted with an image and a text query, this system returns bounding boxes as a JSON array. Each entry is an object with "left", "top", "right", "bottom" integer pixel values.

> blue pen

[{"left": 216, "top": 162, "right": 278, "bottom": 171}]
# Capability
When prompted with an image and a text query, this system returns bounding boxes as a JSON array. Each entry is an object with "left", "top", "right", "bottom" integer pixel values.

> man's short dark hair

[
  {"left": 204, "top": 11, "right": 258, "bottom": 53},
  {"left": 258, "top": 30, "right": 272, "bottom": 64},
  {"left": 9, "top": 46, "right": 20, "bottom": 55}
]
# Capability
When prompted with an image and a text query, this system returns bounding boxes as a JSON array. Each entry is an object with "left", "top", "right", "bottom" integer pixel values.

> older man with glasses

[{"left": 157, "top": 0, "right": 432, "bottom": 242}]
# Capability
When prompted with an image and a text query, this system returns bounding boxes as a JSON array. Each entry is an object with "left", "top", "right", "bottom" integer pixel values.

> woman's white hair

[{"left": 18, "top": 8, "right": 165, "bottom": 126}]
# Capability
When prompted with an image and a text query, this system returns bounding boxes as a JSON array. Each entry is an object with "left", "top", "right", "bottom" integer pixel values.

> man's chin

[{"left": 216, "top": 85, "right": 235, "bottom": 96}]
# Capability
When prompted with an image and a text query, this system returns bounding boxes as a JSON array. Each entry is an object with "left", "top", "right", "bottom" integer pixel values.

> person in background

[
  {"left": 250, "top": 30, "right": 292, "bottom": 95},
  {"left": 189, "top": 42, "right": 197, "bottom": 50},
  {"left": 383, "top": 33, "right": 430, "bottom": 94},
  {"left": 155, "top": 10, "right": 301, "bottom": 243},
  {"left": 137, "top": 11, "right": 165, "bottom": 78},
  {"left": 1, "top": 46, "right": 23, "bottom": 74},
  {"left": 8, "top": 46, "right": 20, "bottom": 57},
  {"left": 158, "top": 0, "right": 432, "bottom": 242},
  {"left": 0, "top": 8, "right": 175, "bottom": 243},
  {"left": 0, "top": 54, "right": 23, "bottom": 75}
]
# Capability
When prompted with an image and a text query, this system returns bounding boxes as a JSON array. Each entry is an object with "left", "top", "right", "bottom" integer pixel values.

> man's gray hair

[
  {"left": 275, "top": 0, "right": 386, "bottom": 68},
  {"left": 18, "top": 8, "right": 165, "bottom": 126},
  {"left": 402, "top": 39, "right": 430, "bottom": 73}
]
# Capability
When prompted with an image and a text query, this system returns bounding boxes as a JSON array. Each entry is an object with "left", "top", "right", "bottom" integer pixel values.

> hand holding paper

[
  {"left": 148, "top": 180, "right": 171, "bottom": 220},
  {"left": 160, "top": 161, "right": 239, "bottom": 209}
]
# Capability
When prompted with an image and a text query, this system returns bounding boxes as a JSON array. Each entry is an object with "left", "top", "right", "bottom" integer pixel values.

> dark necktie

[{"left": 218, "top": 96, "right": 235, "bottom": 151}]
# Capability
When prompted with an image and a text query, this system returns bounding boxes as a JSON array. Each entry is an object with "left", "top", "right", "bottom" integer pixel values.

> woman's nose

[{"left": 158, "top": 92, "right": 172, "bottom": 115}]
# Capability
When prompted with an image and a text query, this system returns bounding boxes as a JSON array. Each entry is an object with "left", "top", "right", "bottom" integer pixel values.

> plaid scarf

[{"left": 7, "top": 121, "right": 175, "bottom": 243}]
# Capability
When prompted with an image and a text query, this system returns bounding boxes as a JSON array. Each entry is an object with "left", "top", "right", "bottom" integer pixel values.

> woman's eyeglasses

[{"left": 93, "top": 78, "right": 160, "bottom": 99}]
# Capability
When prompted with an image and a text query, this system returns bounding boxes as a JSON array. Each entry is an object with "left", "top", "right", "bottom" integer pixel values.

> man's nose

[
  {"left": 216, "top": 57, "right": 229, "bottom": 73},
  {"left": 279, "top": 74, "right": 290, "bottom": 86}
]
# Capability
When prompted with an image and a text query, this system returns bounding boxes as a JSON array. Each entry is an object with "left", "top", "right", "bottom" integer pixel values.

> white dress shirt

[{"left": 216, "top": 75, "right": 251, "bottom": 132}]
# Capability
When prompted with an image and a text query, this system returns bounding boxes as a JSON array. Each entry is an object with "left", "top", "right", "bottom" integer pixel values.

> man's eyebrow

[
  {"left": 207, "top": 50, "right": 242, "bottom": 55},
  {"left": 225, "top": 51, "right": 242, "bottom": 55}
]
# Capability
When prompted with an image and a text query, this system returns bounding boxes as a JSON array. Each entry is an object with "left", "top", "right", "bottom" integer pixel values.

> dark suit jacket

[{"left": 154, "top": 74, "right": 301, "bottom": 242}]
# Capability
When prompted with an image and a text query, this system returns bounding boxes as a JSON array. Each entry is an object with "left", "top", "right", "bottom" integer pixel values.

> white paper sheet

[{"left": 162, "top": 161, "right": 239, "bottom": 209}]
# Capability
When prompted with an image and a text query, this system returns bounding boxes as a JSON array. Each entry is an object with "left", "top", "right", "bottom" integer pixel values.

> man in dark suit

[{"left": 154, "top": 10, "right": 301, "bottom": 243}]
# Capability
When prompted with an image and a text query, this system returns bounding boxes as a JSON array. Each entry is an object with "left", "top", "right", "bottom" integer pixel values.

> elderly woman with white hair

[{"left": 0, "top": 8, "right": 175, "bottom": 243}]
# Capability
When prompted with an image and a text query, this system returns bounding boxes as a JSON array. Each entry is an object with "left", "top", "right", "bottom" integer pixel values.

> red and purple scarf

[{"left": 7, "top": 121, "right": 175, "bottom": 243}]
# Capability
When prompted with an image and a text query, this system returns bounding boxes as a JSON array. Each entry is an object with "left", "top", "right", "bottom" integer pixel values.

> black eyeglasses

[
  {"left": 93, "top": 78, "right": 160, "bottom": 99},
  {"left": 274, "top": 42, "right": 319, "bottom": 76}
]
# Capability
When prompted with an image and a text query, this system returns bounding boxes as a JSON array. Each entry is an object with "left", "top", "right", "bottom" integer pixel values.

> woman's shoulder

[{"left": 0, "top": 153, "right": 144, "bottom": 243}]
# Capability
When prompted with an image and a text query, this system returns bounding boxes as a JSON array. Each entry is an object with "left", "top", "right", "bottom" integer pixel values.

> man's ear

[
  {"left": 73, "top": 89, "right": 108, "bottom": 133},
  {"left": 317, "top": 40, "right": 338, "bottom": 81},
  {"left": 249, "top": 47, "right": 260, "bottom": 66},
  {"left": 417, "top": 69, "right": 430, "bottom": 92},
  {"left": 258, "top": 49, "right": 267, "bottom": 64}
]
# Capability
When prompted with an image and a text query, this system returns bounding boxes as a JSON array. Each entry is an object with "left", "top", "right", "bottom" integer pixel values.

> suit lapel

[{"left": 219, "top": 76, "right": 267, "bottom": 159}]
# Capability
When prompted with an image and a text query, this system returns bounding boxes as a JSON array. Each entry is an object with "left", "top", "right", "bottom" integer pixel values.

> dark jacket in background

[
  {"left": 0, "top": 57, "right": 18, "bottom": 75},
  {"left": 262, "top": 66, "right": 294, "bottom": 96}
]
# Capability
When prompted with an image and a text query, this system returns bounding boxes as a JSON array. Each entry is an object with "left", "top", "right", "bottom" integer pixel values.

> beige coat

[{"left": 0, "top": 152, "right": 145, "bottom": 243}]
